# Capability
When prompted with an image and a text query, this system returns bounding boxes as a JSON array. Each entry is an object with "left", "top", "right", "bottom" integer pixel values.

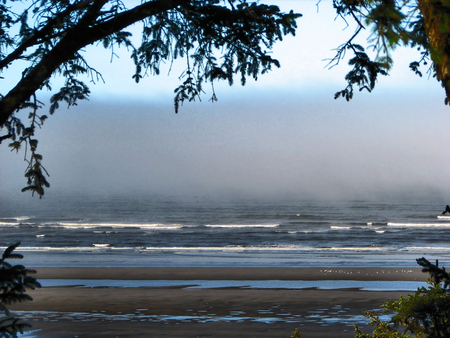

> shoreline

[
  {"left": 9, "top": 267, "right": 428, "bottom": 337},
  {"left": 13, "top": 286, "right": 410, "bottom": 338},
  {"left": 33, "top": 266, "right": 425, "bottom": 281}
]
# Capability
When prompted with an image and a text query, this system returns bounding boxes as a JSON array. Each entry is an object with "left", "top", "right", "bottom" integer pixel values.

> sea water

[{"left": 1, "top": 192, "right": 449, "bottom": 267}]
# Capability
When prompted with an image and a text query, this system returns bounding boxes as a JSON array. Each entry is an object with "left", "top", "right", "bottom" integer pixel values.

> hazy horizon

[
  {"left": 2, "top": 84, "right": 450, "bottom": 203},
  {"left": 2, "top": 0, "right": 450, "bottom": 204}
]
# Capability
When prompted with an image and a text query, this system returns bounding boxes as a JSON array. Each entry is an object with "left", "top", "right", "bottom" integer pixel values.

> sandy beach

[{"left": 10, "top": 267, "right": 426, "bottom": 338}]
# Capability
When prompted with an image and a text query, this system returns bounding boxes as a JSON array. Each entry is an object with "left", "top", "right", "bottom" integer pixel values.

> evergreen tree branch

[
  {"left": 0, "top": 0, "right": 187, "bottom": 127},
  {"left": 0, "top": 0, "right": 96, "bottom": 72}
]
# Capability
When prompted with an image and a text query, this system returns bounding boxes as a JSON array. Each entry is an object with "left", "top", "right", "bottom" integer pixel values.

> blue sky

[{"left": 2, "top": 0, "right": 450, "bottom": 202}]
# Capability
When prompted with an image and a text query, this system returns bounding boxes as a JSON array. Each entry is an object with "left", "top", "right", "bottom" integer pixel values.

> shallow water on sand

[{"left": 39, "top": 279, "right": 427, "bottom": 291}]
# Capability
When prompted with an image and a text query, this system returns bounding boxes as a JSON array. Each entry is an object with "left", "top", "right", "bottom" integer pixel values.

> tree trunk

[{"left": 418, "top": 0, "right": 450, "bottom": 104}]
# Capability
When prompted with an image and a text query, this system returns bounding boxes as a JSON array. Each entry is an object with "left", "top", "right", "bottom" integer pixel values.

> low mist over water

[{"left": 2, "top": 87, "right": 450, "bottom": 202}]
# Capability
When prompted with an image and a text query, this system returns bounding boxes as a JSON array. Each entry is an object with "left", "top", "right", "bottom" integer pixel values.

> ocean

[{"left": 1, "top": 192, "right": 449, "bottom": 268}]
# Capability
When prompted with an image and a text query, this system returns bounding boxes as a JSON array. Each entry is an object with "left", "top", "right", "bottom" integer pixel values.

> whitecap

[
  {"left": 388, "top": 222, "right": 450, "bottom": 227},
  {"left": 0, "top": 222, "right": 18, "bottom": 226},
  {"left": 58, "top": 222, "right": 183, "bottom": 230},
  {"left": 204, "top": 224, "right": 279, "bottom": 228}
]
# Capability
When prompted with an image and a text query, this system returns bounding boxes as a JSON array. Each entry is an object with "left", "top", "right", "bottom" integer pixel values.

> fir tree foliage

[
  {"left": 354, "top": 257, "right": 450, "bottom": 338},
  {"left": 329, "top": 0, "right": 444, "bottom": 102},
  {"left": 290, "top": 328, "right": 304, "bottom": 338},
  {"left": 0, "top": 242, "right": 40, "bottom": 338},
  {"left": 0, "top": 0, "right": 300, "bottom": 198}
]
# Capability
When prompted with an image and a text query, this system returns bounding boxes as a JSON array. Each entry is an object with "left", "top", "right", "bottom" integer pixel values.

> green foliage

[
  {"left": 330, "top": 0, "right": 435, "bottom": 101},
  {"left": 334, "top": 43, "right": 389, "bottom": 101},
  {"left": 0, "top": 243, "right": 41, "bottom": 338},
  {"left": 0, "top": 0, "right": 300, "bottom": 197},
  {"left": 290, "top": 328, "right": 304, "bottom": 338},
  {"left": 3, "top": 94, "right": 50, "bottom": 198},
  {"left": 131, "top": 1, "right": 299, "bottom": 112},
  {"left": 354, "top": 311, "right": 412, "bottom": 338},
  {"left": 354, "top": 257, "right": 450, "bottom": 338}
]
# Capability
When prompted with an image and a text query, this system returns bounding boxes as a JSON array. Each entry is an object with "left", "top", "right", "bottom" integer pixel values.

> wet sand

[
  {"left": 10, "top": 267, "right": 426, "bottom": 338},
  {"left": 33, "top": 266, "right": 424, "bottom": 281}
]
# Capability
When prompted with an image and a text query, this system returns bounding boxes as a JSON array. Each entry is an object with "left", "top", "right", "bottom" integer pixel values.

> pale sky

[{"left": 2, "top": 0, "right": 450, "bottom": 202}]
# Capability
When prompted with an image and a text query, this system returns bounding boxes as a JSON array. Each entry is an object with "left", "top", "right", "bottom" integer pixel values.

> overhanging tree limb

[
  {"left": 0, "top": 0, "right": 190, "bottom": 127},
  {"left": 0, "top": 0, "right": 96, "bottom": 71},
  {"left": 0, "top": 0, "right": 300, "bottom": 197}
]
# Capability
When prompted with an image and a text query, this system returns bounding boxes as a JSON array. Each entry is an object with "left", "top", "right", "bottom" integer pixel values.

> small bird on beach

[{"left": 442, "top": 205, "right": 450, "bottom": 215}]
